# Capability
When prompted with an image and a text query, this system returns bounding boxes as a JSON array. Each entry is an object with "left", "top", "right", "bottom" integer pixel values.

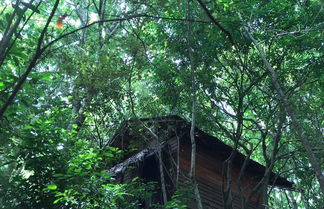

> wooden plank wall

[
  {"left": 179, "top": 174, "right": 260, "bottom": 209},
  {"left": 112, "top": 133, "right": 264, "bottom": 208},
  {"left": 179, "top": 138, "right": 263, "bottom": 208}
]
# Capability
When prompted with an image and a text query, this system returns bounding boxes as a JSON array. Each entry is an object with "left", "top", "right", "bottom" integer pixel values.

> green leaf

[
  {"left": 0, "top": 82, "right": 4, "bottom": 87},
  {"left": 85, "top": 164, "right": 92, "bottom": 170},
  {"left": 44, "top": 120, "right": 51, "bottom": 124},
  {"left": 42, "top": 74, "right": 52, "bottom": 81},
  {"left": 9, "top": 46, "right": 28, "bottom": 60},
  {"left": 25, "top": 125, "right": 33, "bottom": 129},
  {"left": 47, "top": 184, "right": 57, "bottom": 190},
  {"left": 53, "top": 173, "right": 64, "bottom": 177},
  {"left": 104, "top": 152, "right": 114, "bottom": 157},
  {"left": 21, "top": 2, "right": 40, "bottom": 13},
  {"left": 53, "top": 198, "right": 61, "bottom": 204}
]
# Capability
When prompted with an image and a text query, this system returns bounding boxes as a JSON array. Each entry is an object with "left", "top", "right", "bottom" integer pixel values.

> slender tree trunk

[
  {"left": 0, "top": 1, "right": 30, "bottom": 66},
  {"left": 66, "top": 87, "right": 94, "bottom": 132},
  {"left": 140, "top": 124, "right": 168, "bottom": 205},
  {"left": 74, "top": 1, "right": 89, "bottom": 44},
  {"left": 157, "top": 146, "right": 168, "bottom": 205},
  {"left": 127, "top": 70, "right": 168, "bottom": 204},
  {"left": 222, "top": 153, "right": 234, "bottom": 209},
  {"left": 176, "top": 134, "right": 180, "bottom": 188},
  {"left": 239, "top": 14, "right": 324, "bottom": 194},
  {"left": 187, "top": 1, "right": 203, "bottom": 209},
  {"left": 0, "top": 0, "right": 60, "bottom": 120}
]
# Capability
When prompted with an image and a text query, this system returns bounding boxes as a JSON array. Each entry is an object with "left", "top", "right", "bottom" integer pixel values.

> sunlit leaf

[{"left": 47, "top": 184, "right": 57, "bottom": 190}]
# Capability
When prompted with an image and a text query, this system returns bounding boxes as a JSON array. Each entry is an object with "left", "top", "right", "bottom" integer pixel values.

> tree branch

[
  {"left": 195, "top": 0, "right": 235, "bottom": 45},
  {"left": 238, "top": 12, "right": 324, "bottom": 194},
  {"left": 0, "top": 0, "right": 60, "bottom": 120}
]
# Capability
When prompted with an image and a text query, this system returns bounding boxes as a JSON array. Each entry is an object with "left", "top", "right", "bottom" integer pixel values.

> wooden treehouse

[{"left": 108, "top": 116, "right": 293, "bottom": 209}]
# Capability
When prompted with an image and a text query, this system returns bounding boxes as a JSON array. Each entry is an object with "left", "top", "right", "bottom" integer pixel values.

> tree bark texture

[{"left": 187, "top": 1, "right": 204, "bottom": 208}]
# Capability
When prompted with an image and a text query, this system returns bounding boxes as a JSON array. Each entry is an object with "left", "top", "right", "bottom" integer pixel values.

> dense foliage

[{"left": 0, "top": 0, "right": 323, "bottom": 208}]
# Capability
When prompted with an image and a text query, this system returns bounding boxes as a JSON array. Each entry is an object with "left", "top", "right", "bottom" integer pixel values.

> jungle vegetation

[{"left": 0, "top": 0, "right": 323, "bottom": 208}]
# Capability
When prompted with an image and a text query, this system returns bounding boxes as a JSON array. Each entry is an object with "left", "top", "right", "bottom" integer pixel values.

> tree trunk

[
  {"left": 0, "top": 1, "right": 31, "bottom": 66},
  {"left": 240, "top": 14, "right": 324, "bottom": 194},
  {"left": 187, "top": 1, "right": 203, "bottom": 208},
  {"left": 157, "top": 146, "right": 168, "bottom": 205},
  {"left": 0, "top": 0, "right": 60, "bottom": 120}
]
